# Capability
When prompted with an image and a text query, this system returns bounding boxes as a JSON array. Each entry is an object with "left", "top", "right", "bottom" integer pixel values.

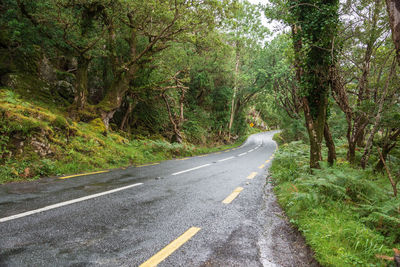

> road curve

[{"left": 0, "top": 131, "right": 317, "bottom": 266}]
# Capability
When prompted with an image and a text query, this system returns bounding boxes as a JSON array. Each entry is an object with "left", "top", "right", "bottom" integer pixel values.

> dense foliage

[{"left": 0, "top": 0, "right": 270, "bottom": 180}]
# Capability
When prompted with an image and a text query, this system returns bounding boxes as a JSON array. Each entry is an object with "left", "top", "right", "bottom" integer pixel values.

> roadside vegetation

[
  {"left": 270, "top": 138, "right": 400, "bottom": 266},
  {"left": 0, "top": 87, "right": 259, "bottom": 183},
  {"left": 260, "top": 0, "right": 400, "bottom": 265}
]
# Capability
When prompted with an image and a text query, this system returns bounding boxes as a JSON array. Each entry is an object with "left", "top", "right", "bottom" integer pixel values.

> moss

[
  {"left": 109, "top": 133, "right": 129, "bottom": 144},
  {"left": 89, "top": 118, "right": 106, "bottom": 133},
  {"left": 52, "top": 115, "right": 69, "bottom": 129},
  {"left": 55, "top": 69, "right": 75, "bottom": 81},
  {"left": 2, "top": 73, "right": 68, "bottom": 110}
]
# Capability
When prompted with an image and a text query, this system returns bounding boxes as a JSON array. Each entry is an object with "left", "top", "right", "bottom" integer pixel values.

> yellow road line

[
  {"left": 222, "top": 187, "right": 244, "bottom": 204},
  {"left": 59, "top": 170, "right": 109, "bottom": 180},
  {"left": 197, "top": 155, "right": 206, "bottom": 157},
  {"left": 269, "top": 155, "right": 274, "bottom": 160},
  {"left": 214, "top": 152, "right": 221, "bottom": 154},
  {"left": 247, "top": 172, "right": 258, "bottom": 179},
  {"left": 139, "top": 227, "right": 201, "bottom": 267},
  {"left": 136, "top": 163, "right": 160, "bottom": 167},
  {"left": 225, "top": 150, "right": 231, "bottom": 152},
  {"left": 177, "top": 158, "right": 189, "bottom": 161},
  {"left": 265, "top": 159, "right": 270, "bottom": 164},
  {"left": 258, "top": 164, "right": 265, "bottom": 169}
]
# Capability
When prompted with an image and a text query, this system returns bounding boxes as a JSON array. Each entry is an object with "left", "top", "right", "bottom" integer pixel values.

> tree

[
  {"left": 16, "top": 0, "right": 108, "bottom": 110},
  {"left": 288, "top": 0, "right": 340, "bottom": 168},
  {"left": 95, "top": 0, "right": 232, "bottom": 128},
  {"left": 224, "top": 1, "right": 269, "bottom": 139}
]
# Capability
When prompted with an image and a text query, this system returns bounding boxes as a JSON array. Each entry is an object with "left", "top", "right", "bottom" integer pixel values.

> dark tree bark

[
  {"left": 386, "top": 0, "right": 400, "bottom": 66},
  {"left": 375, "top": 129, "right": 400, "bottom": 171},
  {"left": 324, "top": 122, "right": 336, "bottom": 165},
  {"left": 162, "top": 92, "right": 184, "bottom": 144},
  {"left": 119, "top": 97, "right": 137, "bottom": 131}
]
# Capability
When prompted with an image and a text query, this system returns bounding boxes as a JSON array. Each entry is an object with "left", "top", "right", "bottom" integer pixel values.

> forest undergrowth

[{"left": 270, "top": 134, "right": 400, "bottom": 266}]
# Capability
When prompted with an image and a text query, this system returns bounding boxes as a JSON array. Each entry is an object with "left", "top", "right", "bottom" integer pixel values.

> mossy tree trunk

[
  {"left": 302, "top": 96, "right": 327, "bottom": 168},
  {"left": 96, "top": 73, "right": 132, "bottom": 130},
  {"left": 73, "top": 55, "right": 90, "bottom": 110}
]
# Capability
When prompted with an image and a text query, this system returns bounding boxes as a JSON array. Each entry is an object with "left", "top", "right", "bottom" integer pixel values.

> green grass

[
  {"left": 0, "top": 88, "right": 256, "bottom": 184},
  {"left": 270, "top": 138, "right": 399, "bottom": 267}
]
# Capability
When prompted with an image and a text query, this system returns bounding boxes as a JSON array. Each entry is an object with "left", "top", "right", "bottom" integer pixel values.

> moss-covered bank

[{"left": 0, "top": 88, "right": 258, "bottom": 184}]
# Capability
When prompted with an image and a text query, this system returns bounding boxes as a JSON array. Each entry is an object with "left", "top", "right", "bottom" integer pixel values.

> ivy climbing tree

[{"left": 288, "top": 0, "right": 339, "bottom": 168}]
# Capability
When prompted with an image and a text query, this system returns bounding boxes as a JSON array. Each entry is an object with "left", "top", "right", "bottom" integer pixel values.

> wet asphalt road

[{"left": 0, "top": 131, "right": 316, "bottom": 267}]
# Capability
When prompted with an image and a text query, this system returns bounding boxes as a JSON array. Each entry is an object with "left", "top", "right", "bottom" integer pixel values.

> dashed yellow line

[
  {"left": 214, "top": 152, "right": 221, "bottom": 154},
  {"left": 269, "top": 155, "right": 274, "bottom": 160},
  {"left": 225, "top": 150, "right": 231, "bottom": 152},
  {"left": 197, "top": 155, "right": 206, "bottom": 157},
  {"left": 136, "top": 163, "right": 160, "bottom": 167},
  {"left": 139, "top": 227, "right": 201, "bottom": 267},
  {"left": 265, "top": 159, "right": 270, "bottom": 164},
  {"left": 247, "top": 172, "right": 258, "bottom": 179},
  {"left": 177, "top": 158, "right": 190, "bottom": 161},
  {"left": 258, "top": 164, "right": 265, "bottom": 169},
  {"left": 222, "top": 187, "right": 244, "bottom": 204},
  {"left": 59, "top": 170, "right": 109, "bottom": 180}
]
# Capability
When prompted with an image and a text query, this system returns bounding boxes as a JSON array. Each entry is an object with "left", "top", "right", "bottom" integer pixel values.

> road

[{"left": 0, "top": 131, "right": 317, "bottom": 267}]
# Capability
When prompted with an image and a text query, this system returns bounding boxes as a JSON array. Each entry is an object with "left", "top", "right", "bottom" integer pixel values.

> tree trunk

[
  {"left": 348, "top": 139, "right": 356, "bottom": 164},
  {"left": 162, "top": 93, "right": 183, "bottom": 144},
  {"left": 385, "top": 0, "right": 400, "bottom": 66},
  {"left": 324, "top": 122, "right": 336, "bottom": 165},
  {"left": 357, "top": 128, "right": 365, "bottom": 147},
  {"left": 73, "top": 55, "right": 90, "bottom": 110},
  {"left": 120, "top": 98, "right": 136, "bottom": 131},
  {"left": 96, "top": 74, "right": 130, "bottom": 130},
  {"left": 375, "top": 129, "right": 400, "bottom": 171},
  {"left": 303, "top": 97, "right": 325, "bottom": 168},
  {"left": 360, "top": 58, "right": 396, "bottom": 168},
  {"left": 228, "top": 42, "right": 240, "bottom": 140}
]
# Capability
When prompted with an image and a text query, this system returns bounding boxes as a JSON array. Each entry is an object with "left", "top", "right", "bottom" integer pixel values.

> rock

[
  {"left": 39, "top": 56, "right": 56, "bottom": 83},
  {"left": 55, "top": 80, "right": 75, "bottom": 103},
  {"left": 1, "top": 73, "right": 19, "bottom": 88},
  {"left": 30, "top": 135, "right": 53, "bottom": 157},
  {"left": 23, "top": 167, "right": 31, "bottom": 178}
]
